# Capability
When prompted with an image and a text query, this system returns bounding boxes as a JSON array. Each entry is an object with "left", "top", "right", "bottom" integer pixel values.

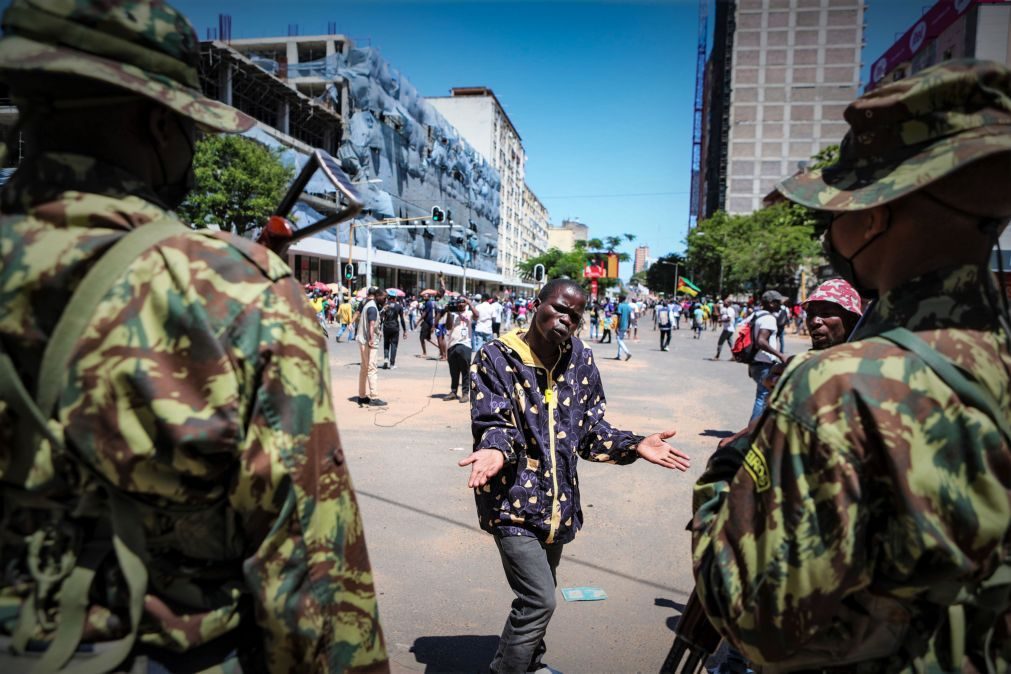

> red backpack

[{"left": 731, "top": 311, "right": 766, "bottom": 363}]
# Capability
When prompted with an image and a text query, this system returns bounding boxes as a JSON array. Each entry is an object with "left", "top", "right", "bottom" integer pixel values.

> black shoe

[
  {"left": 358, "top": 396, "right": 370, "bottom": 407},
  {"left": 368, "top": 398, "right": 388, "bottom": 407},
  {"left": 444, "top": 392, "right": 459, "bottom": 401},
  {"left": 459, "top": 394, "right": 469, "bottom": 404},
  {"left": 624, "top": 353, "right": 631, "bottom": 361}
]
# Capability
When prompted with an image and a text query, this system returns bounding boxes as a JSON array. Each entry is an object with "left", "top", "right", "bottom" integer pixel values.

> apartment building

[
  {"left": 697, "top": 0, "right": 865, "bottom": 218},
  {"left": 428, "top": 88, "right": 540, "bottom": 284}
]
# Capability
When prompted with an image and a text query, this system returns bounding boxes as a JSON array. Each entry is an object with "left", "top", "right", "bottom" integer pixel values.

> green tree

[
  {"left": 518, "top": 247, "right": 587, "bottom": 282},
  {"left": 684, "top": 203, "right": 821, "bottom": 298},
  {"left": 179, "top": 135, "right": 294, "bottom": 238}
]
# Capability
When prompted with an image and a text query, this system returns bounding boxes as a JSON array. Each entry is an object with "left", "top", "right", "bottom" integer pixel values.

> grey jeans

[{"left": 490, "top": 535, "right": 564, "bottom": 674}]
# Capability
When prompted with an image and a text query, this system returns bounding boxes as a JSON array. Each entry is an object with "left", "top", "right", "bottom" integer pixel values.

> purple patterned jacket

[{"left": 469, "top": 330, "right": 644, "bottom": 544}]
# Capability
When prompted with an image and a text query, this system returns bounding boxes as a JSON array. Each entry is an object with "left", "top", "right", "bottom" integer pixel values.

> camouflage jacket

[
  {"left": 692, "top": 265, "right": 1011, "bottom": 671},
  {"left": 470, "top": 330, "right": 643, "bottom": 544},
  {"left": 0, "top": 153, "right": 388, "bottom": 673}
]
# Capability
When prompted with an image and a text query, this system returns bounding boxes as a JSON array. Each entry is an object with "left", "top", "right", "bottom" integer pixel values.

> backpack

[
  {"left": 657, "top": 306, "right": 671, "bottom": 327},
  {"left": 731, "top": 311, "right": 767, "bottom": 363}
]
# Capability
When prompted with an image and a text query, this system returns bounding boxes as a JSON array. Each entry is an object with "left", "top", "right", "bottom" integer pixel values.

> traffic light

[
  {"left": 344, "top": 263, "right": 354, "bottom": 280},
  {"left": 431, "top": 206, "right": 444, "bottom": 222}
]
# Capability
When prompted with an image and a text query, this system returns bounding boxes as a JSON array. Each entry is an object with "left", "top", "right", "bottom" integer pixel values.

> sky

[{"left": 8, "top": 0, "right": 936, "bottom": 269}]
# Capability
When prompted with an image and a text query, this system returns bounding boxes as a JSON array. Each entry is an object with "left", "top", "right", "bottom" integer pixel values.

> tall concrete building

[
  {"left": 697, "top": 0, "right": 864, "bottom": 219},
  {"left": 547, "top": 219, "right": 589, "bottom": 252},
  {"left": 867, "top": 0, "right": 1011, "bottom": 91},
  {"left": 633, "top": 245, "right": 651, "bottom": 274},
  {"left": 428, "top": 88, "right": 534, "bottom": 284}
]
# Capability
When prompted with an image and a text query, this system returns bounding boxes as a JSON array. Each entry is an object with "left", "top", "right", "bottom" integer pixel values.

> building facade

[
  {"left": 547, "top": 219, "right": 589, "bottom": 252},
  {"left": 633, "top": 245, "right": 651, "bottom": 274},
  {"left": 217, "top": 36, "right": 521, "bottom": 295},
  {"left": 522, "top": 183, "right": 550, "bottom": 264},
  {"left": 867, "top": 0, "right": 1011, "bottom": 91},
  {"left": 697, "top": 0, "right": 864, "bottom": 219},
  {"left": 428, "top": 88, "right": 535, "bottom": 284}
]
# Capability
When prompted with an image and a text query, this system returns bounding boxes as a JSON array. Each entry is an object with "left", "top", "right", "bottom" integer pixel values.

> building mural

[{"left": 251, "top": 46, "right": 502, "bottom": 274}]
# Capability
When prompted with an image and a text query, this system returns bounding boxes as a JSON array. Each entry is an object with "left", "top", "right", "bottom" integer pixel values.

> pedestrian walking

[
  {"left": 693, "top": 60, "right": 1011, "bottom": 671},
  {"left": 775, "top": 302, "right": 790, "bottom": 354},
  {"left": 472, "top": 294, "right": 497, "bottom": 354},
  {"left": 615, "top": 295, "right": 633, "bottom": 360},
  {"left": 419, "top": 291, "right": 439, "bottom": 357},
  {"left": 713, "top": 300, "right": 737, "bottom": 359},
  {"left": 408, "top": 296, "right": 418, "bottom": 331},
  {"left": 588, "top": 302, "right": 600, "bottom": 340},
  {"left": 459, "top": 279, "right": 691, "bottom": 674},
  {"left": 357, "top": 287, "right": 387, "bottom": 407},
  {"left": 746, "top": 290, "right": 786, "bottom": 420},
  {"left": 334, "top": 297, "right": 354, "bottom": 342},
  {"left": 657, "top": 300, "right": 673, "bottom": 351},
  {"left": 0, "top": 1, "right": 387, "bottom": 670},
  {"left": 381, "top": 293, "right": 408, "bottom": 369},
  {"left": 671, "top": 300, "right": 682, "bottom": 330},
  {"left": 691, "top": 303, "right": 704, "bottom": 339},
  {"left": 599, "top": 305, "right": 613, "bottom": 344},
  {"left": 491, "top": 295, "right": 503, "bottom": 337}
]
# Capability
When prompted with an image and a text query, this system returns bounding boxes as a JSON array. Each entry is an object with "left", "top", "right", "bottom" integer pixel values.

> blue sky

[{"left": 11, "top": 0, "right": 933, "bottom": 268}]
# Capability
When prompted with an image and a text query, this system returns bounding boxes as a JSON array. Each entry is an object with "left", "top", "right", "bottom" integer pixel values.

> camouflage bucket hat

[
  {"left": 0, "top": 0, "right": 253, "bottom": 133},
  {"left": 777, "top": 59, "right": 1011, "bottom": 212}
]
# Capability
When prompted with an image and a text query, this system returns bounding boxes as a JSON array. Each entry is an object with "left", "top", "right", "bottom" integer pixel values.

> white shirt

[
  {"left": 720, "top": 306, "right": 736, "bottom": 333},
  {"left": 474, "top": 302, "right": 496, "bottom": 334},
  {"left": 490, "top": 301, "right": 503, "bottom": 322},
  {"left": 752, "top": 311, "right": 781, "bottom": 364},
  {"left": 449, "top": 310, "right": 472, "bottom": 349}
]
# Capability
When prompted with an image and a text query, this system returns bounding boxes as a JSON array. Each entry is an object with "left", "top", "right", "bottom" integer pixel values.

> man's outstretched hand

[
  {"left": 636, "top": 430, "right": 691, "bottom": 471},
  {"left": 459, "top": 449, "right": 506, "bottom": 488}
]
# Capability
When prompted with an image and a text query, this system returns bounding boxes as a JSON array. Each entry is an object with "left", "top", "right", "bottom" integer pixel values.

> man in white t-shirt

[
  {"left": 713, "top": 300, "right": 737, "bottom": 360},
  {"left": 472, "top": 295, "right": 497, "bottom": 353},
  {"left": 490, "top": 297, "right": 503, "bottom": 336},
  {"left": 748, "top": 290, "right": 787, "bottom": 420}
]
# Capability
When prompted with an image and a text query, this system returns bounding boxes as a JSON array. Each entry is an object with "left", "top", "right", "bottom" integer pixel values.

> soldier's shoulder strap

[{"left": 877, "top": 327, "right": 1011, "bottom": 444}]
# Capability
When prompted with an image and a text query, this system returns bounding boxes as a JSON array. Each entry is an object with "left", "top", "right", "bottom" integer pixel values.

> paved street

[{"left": 329, "top": 321, "right": 808, "bottom": 673}]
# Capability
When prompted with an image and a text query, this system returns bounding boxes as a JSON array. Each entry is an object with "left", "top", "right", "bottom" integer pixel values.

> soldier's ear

[{"left": 864, "top": 205, "right": 891, "bottom": 240}]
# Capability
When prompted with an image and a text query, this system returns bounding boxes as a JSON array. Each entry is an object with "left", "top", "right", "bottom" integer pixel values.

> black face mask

[
  {"left": 822, "top": 212, "right": 889, "bottom": 301},
  {"left": 152, "top": 114, "right": 196, "bottom": 210}
]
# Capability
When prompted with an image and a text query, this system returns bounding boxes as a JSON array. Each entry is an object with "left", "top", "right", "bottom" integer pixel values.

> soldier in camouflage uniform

[
  {"left": 692, "top": 59, "right": 1011, "bottom": 670},
  {"left": 0, "top": 1, "right": 387, "bottom": 672}
]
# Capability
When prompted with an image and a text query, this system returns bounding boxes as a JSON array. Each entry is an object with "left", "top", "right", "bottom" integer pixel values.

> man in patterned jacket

[
  {"left": 692, "top": 59, "right": 1011, "bottom": 670},
  {"left": 0, "top": 1, "right": 387, "bottom": 672},
  {"left": 460, "top": 278, "right": 692, "bottom": 673}
]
